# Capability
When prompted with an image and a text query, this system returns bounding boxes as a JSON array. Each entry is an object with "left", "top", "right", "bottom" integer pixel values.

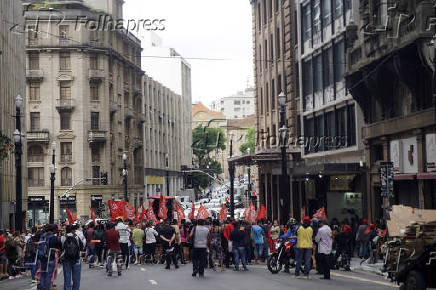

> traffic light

[{"left": 101, "top": 172, "right": 108, "bottom": 185}]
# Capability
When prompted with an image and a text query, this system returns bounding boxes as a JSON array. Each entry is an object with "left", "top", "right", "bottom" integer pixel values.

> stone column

[{"left": 415, "top": 130, "right": 425, "bottom": 209}]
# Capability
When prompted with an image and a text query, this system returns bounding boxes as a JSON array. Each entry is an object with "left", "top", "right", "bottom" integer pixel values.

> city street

[{"left": 0, "top": 263, "right": 397, "bottom": 290}]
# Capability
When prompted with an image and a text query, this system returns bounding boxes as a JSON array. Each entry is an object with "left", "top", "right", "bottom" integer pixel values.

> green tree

[{"left": 240, "top": 127, "right": 255, "bottom": 154}]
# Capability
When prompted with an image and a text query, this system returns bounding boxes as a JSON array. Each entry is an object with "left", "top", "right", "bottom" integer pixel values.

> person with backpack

[
  {"left": 38, "top": 224, "right": 62, "bottom": 290},
  {"left": 93, "top": 224, "right": 105, "bottom": 267},
  {"left": 61, "top": 225, "right": 84, "bottom": 290},
  {"left": 23, "top": 227, "right": 40, "bottom": 283}
]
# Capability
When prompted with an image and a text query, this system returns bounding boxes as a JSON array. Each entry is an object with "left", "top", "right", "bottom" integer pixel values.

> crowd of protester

[{"left": 0, "top": 214, "right": 388, "bottom": 289}]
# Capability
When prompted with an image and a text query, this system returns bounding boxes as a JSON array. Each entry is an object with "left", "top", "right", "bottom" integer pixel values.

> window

[
  {"left": 315, "top": 114, "right": 325, "bottom": 152},
  {"left": 246, "top": 101, "right": 250, "bottom": 104},
  {"left": 276, "top": 28, "right": 280, "bottom": 57},
  {"left": 270, "top": 34, "right": 274, "bottom": 61},
  {"left": 303, "top": 59, "right": 313, "bottom": 110},
  {"left": 60, "top": 142, "right": 72, "bottom": 162},
  {"left": 337, "top": 107, "right": 346, "bottom": 148},
  {"left": 258, "top": 44, "right": 262, "bottom": 72},
  {"left": 314, "top": 54, "right": 323, "bottom": 93},
  {"left": 258, "top": 3, "right": 262, "bottom": 29},
  {"left": 264, "top": 39, "right": 268, "bottom": 68},
  {"left": 92, "top": 166, "right": 101, "bottom": 185},
  {"left": 59, "top": 52, "right": 70, "bottom": 70},
  {"left": 312, "top": 0, "right": 321, "bottom": 35},
  {"left": 28, "top": 145, "right": 44, "bottom": 162},
  {"left": 234, "top": 100, "right": 241, "bottom": 105},
  {"left": 266, "top": 82, "right": 269, "bottom": 112},
  {"left": 60, "top": 82, "right": 71, "bottom": 99},
  {"left": 235, "top": 107, "right": 241, "bottom": 112},
  {"left": 277, "top": 74, "right": 282, "bottom": 94},
  {"left": 91, "top": 112, "right": 99, "bottom": 130},
  {"left": 271, "top": 124, "right": 276, "bottom": 145},
  {"left": 325, "top": 111, "right": 336, "bottom": 150},
  {"left": 271, "top": 78, "right": 275, "bottom": 110},
  {"left": 30, "top": 82, "right": 40, "bottom": 101},
  {"left": 90, "top": 82, "right": 99, "bottom": 101},
  {"left": 323, "top": 47, "right": 334, "bottom": 88},
  {"left": 60, "top": 113, "right": 71, "bottom": 130},
  {"left": 304, "top": 117, "right": 314, "bottom": 154},
  {"left": 269, "top": 0, "right": 273, "bottom": 18},
  {"left": 334, "top": 40, "right": 345, "bottom": 83},
  {"left": 334, "top": 0, "right": 343, "bottom": 19},
  {"left": 28, "top": 167, "right": 44, "bottom": 187},
  {"left": 29, "top": 52, "right": 39, "bottom": 70},
  {"left": 27, "top": 25, "right": 38, "bottom": 42},
  {"left": 59, "top": 25, "right": 69, "bottom": 40},
  {"left": 61, "top": 167, "right": 72, "bottom": 186},
  {"left": 302, "top": 4, "right": 312, "bottom": 42},
  {"left": 91, "top": 146, "right": 100, "bottom": 162},
  {"left": 322, "top": 0, "right": 332, "bottom": 27},
  {"left": 90, "top": 54, "right": 98, "bottom": 70},
  {"left": 263, "top": 0, "right": 267, "bottom": 24},
  {"left": 275, "top": 0, "right": 279, "bottom": 12},
  {"left": 30, "top": 112, "right": 40, "bottom": 131},
  {"left": 347, "top": 104, "right": 356, "bottom": 146},
  {"left": 260, "top": 88, "right": 264, "bottom": 114}
]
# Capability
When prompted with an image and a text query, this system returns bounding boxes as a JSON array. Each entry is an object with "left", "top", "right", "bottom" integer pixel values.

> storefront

[
  {"left": 58, "top": 195, "right": 76, "bottom": 222},
  {"left": 327, "top": 175, "right": 363, "bottom": 222},
  {"left": 27, "top": 196, "right": 49, "bottom": 227},
  {"left": 91, "top": 195, "right": 103, "bottom": 217}
]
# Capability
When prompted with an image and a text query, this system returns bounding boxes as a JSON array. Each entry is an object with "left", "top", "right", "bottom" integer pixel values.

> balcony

[
  {"left": 27, "top": 131, "right": 50, "bottom": 143},
  {"left": 110, "top": 101, "right": 118, "bottom": 113},
  {"left": 60, "top": 154, "right": 73, "bottom": 163},
  {"left": 55, "top": 99, "right": 75, "bottom": 112},
  {"left": 26, "top": 69, "right": 44, "bottom": 81},
  {"left": 88, "top": 69, "right": 105, "bottom": 80},
  {"left": 132, "top": 137, "right": 143, "bottom": 149},
  {"left": 124, "top": 107, "right": 134, "bottom": 119},
  {"left": 88, "top": 130, "right": 107, "bottom": 143}
]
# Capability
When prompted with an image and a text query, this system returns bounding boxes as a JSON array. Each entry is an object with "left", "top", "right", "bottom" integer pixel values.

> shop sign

[
  {"left": 146, "top": 176, "right": 163, "bottom": 185},
  {"left": 390, "top": 137, "right": 418, "bottom": 174},
  {"left": 29, "top": 196, "right": 45, "bottom": 203},
  {"left": 329, "top": 175, "right": 355, "bottom": 191},
  {"left": 380, "top": 162, "right": 394, "bottom": 197},
  {"left": 91, "top": 195, "right": 103, "bottom": 201},
  {"left": 59, "top": 196, "right": 76, "bottom": 206},
  {"left": 426, "top": 134, "right": 436, "bottom": 172},
  {"left": 390, "top": 140, "right": 402, "bottom": 173}
]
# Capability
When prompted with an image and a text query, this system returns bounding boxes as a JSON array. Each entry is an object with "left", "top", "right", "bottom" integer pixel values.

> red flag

[
  {"left": 175, "top": 204, "right": 185, "bottom": 224},
  {"left": 188, "top": 202, "right": 195, "bottom": 220},
  {"left": 89, "top": 206, "right": 96, "bottom": 221},
  {"left": 218, "top": 204, "right": 228, "bottom": 220},
  {"left": 147, "top": 201, "right": 157, "bottom": 223},
  {"left": 134, "top": 206, "right": 141, "bottom": 223},
  {"left": 65, "top": 208, "right": 77, "bottom": 224},
  {"left": 256, "top": 205, "right": 267, "bottom": 221},
  {"left": 158, "top": 195, "right": 168, "bottom": 219},
  {"left": 123, "top": 202, "right": 136, "bottom": 221},
  {"left": 312, "top": 206, "right": 327, "bottom": 220},
  {"left": 196, "top": 204, "right": 210, "bottom": 220},
  {"left": 140, "top": 204, "right": 147, "bottom": 222},
  {"left": 108, "top": 200, "right": 124, "bottom": 221},
  {"left": 243, "top": 207, "right": 250, "bottom": 219},
  {"left": 249, "top": 202, "right": 257, "bottom": 223}
]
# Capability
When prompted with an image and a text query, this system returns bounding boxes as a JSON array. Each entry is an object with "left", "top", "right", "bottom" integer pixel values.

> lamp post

[
  {"left": 165, "top": 153, "right": 169, "bottom": 196},
  {"left": 14, "top": 95, "right": 24, "bottom": 231},
  {"left": 278, "top": 92, "right": 289, "bottom": 224},
  {"left": 247, "top": 147, "right": 252, "bottom": 207},
  {"left": 49, "top": 141, "right": 56, "bottom": 224},
  {"left": 228, "top": 133, "right": 235, "bottom": 219},
  {"left": 122, "top": 153, "right": 128, "bottom": 202}
]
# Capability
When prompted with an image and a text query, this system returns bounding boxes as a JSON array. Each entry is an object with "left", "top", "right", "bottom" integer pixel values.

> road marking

[
  {"left": 149, "top": 280, "right": 158, "bottom": 285},
  {"left": 331, "top": 272, "right": 397, "bottom": 287},
  {"left": 140, "top": 267, "right": 146, "bottom": 272}
]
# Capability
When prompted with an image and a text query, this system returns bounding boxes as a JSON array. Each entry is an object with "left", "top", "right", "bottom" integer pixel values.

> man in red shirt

[
  {"left": 0, "top": 230, "right": 7, "bottom": 279},
  {"left": 105, "top": 223, "right": 122, "bottom": 277},
  {"left": 223, "top": 218, "right": 234, "bottom": 268}
]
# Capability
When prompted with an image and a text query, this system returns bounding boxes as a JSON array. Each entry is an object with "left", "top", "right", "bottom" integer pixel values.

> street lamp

[
  {"left": 165, "top": 153, "right": 169, "bottom": 196},
  {"left": 278, "top": 91, "right": 290, "bottom": 224},
  {"left": 228, "top": 132, "right": 235, "bottom": 219},
  {"left": 49, "top": 141, "right": 56, "bottom": 224},
  {"left": 122, "top": 153, "right": 128, "bottom": 202},
  {"left": 14, "top": 94, "right": 24, "bottom": 231},
  {"left": 246, "top": 148, "right": 253, "bottom": 208}
]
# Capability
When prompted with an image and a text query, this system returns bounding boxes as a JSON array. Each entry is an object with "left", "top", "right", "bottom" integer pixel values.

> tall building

[
  {"left": 345, "top": 0, "right": 436, "bottom": 219},
  {"left": 210, "top": 88, "right": 256, "bottom": 119},
  {"left": 0, "top": 0, "right": 27, "bottom": 230},
  {"left": 250, "top": 0, "right": 300, "bottom": 223},
  {"left": 295, "top": 0, "right": 366, "bottom": 221},
  {"left": 23, "top": 0, "right": 145, "bottom": 224}
]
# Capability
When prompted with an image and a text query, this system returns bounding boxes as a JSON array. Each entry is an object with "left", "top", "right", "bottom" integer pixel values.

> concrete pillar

[
  {"left": 415, "top": 130, "right": 425, "bottom": 209},
  {"left": 363, "top": 139, "right": 374, "bottom": 220}
]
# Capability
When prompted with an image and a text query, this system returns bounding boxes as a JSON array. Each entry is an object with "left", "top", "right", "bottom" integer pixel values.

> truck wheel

[{"left": 405, "top": 270, "right": 426, "bottom": 290}]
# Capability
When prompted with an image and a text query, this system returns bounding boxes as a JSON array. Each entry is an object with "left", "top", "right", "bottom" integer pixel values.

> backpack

[
  {"left": 24, "top": 236, "right": 38, "bottom": 261},
  {"left": 94, "top": 230, "right": 104, "bottom": 245},
  {"left": 63, "top": 236, "right": 80, "bottom": 261},
  {"left": 37, "top": 233, "right": 54, "bottom": 262}
]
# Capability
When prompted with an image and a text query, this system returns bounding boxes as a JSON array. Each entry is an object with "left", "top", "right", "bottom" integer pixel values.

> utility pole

[{"left": 228, "top": 133, "right": 235, "bottom": 219}]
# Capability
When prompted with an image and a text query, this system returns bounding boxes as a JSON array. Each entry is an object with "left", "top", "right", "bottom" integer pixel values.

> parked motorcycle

[{"left": 267, "top": 238, "right": 295, "bottom": 274}]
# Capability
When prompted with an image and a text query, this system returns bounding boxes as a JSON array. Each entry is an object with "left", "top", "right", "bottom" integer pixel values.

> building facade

[
  {"left": 345, "top": 0, "right": 436, "bottom": 220},
  {"left": 250, "top": 0, "right": 300, "bottom": 223},
  {"left": 0, "top": 0, "right": 27, "bottom": 230},
  {"left": 210, "top": 88, "right": 256, "bottom": 119},
  {"left": 23, "top": 0, "right": 145, "bottom": 224}
]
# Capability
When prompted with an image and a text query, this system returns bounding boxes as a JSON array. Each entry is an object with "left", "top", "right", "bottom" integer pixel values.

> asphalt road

[{"left": 0, "top": 263, "right": 398, "bottom": 290}]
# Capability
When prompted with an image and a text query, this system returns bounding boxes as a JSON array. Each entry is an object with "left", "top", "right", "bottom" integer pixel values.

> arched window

[
  {"left": 28, "top": 145, "right": 44, "bottom": 162},
  {"left": 61, "top": 167, "right": 72, "bottom": 186}
]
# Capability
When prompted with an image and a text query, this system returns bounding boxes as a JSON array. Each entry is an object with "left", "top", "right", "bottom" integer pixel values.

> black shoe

[
  {"left": 107, "top": 272, "right": 112, "bottom": 277},
  {"left": 118, "top": 272, "right": 122, "bottom": 276},
  {"left": 199, "top": 273, "right": 204, "bottom": 277},
  {"left": 192, "top": 272, "right": 197, "bottom": 277},
  {"left": 175, "top": 265, "right": 179, "bottom": 269},
  {"left": 319, "top": 277, "right": 330, "bottom": 280},
  {"left": 165, "top": 266, "right": 170, "bottom": 270}
]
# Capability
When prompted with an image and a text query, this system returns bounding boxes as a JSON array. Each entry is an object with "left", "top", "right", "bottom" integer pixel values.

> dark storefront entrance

[
  {"left": 59, "top": 196, "right": 77, "bottom": 222},
  {"left": 27, "top": 196, "right": 49, "bottom": 227}
]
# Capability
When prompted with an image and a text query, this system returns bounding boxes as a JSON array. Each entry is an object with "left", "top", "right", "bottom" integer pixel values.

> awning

[
  {"left": 393, "top": 174, "right": 416, "bottom": 180},
  {"left": 417, "top": 173, "right": 436, "bottom": 180}
]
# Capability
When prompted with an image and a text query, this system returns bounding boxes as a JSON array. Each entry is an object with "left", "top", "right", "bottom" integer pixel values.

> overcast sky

[{"left": 123, "top": 0, "right": 254, "bottom": 106}]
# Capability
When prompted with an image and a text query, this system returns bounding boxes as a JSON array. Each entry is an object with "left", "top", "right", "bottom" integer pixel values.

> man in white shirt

[
  {"left": 315, "top": 219, "right": 332, "bottom": 280},
  {"left": 115, "top": 219, "right": 131, "bottom": 269}
]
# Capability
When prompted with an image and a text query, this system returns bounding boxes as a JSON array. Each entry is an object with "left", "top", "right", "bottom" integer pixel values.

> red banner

[
  {"left": 246, "top": 202, "right": 257, "bottom": 224},
  {"left": 188, "top": 202, "right": 195, "bottom": 220},
  {"left": 218, "top": 204, "right": 228, "bottom": 220},
  {"left": 256, "top": 205, "right": 267, "bottom": 221},
  {"left": 158, "top": 195, "right": 168, "bottom": 219},
  {"left": 147, "top": 201, "right": 157, "bottom": 223},
  {"left": 65, "top": 208, "right": 77, "bottom": 224},
  {"left": 175, "top": 204, "right": 185, "bottom": 224},
  {"left": 196, "top": 204, "right": 210, "bottom": 220},
  {"left": 140, "top": 204, "right": 147, "bottom": 222},
  {"left": 89, "top": 206, "right": 96, "bottom": 222},
  {"left": 123, "top": 202, "right": 136, "bottom": 221},
  {"left": 108, "top": 200, "right": 124, "bottom": 221},
  {"left": 312, "top": 206, "right": 327, "bottom": 220}
]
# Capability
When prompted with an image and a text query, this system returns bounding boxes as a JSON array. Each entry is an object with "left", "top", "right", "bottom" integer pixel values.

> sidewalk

[{"left": 350, "top": 257, "right": 385, "bottom": 276}]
